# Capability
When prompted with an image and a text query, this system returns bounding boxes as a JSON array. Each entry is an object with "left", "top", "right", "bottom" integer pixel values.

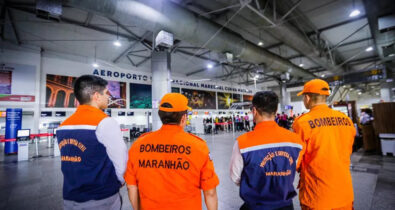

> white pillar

[
  {"left": 280, "top": 82, "right": 291, "bottom": 113},
  {"left": 380, "top": 82, "right": 391, "bottom": 102},
  {"left": 151, "top": 50, "right": 171, "bottom": 131},
  {"left": 33, "top": 49, "right": 43, "bottom": 134}
]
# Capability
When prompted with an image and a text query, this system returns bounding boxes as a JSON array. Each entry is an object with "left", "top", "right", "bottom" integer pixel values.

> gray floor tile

[{"left": 0, "top": 132, "right": 394, "bottom": 210}]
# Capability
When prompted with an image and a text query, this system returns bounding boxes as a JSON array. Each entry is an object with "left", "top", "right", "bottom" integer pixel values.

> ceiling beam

[
  {"left": 136, "top": 56, "right": 151, "bottom": 67},
  {"left": 8, "top": 6, "right": 148, "bottom": 46},
  {"left": 330, "top": 37, "right": 373, "bottom": 50},
  {"left": 84, "top": 12, "right": 93, "bottom": 26},
  {"left": 346, "top": 55, "right": 380, "bottom": 65},
  {"left": 107, "top": 18, "right": 152, "bottom": 50},
  {"left": 186, "top": 63, "right": 222, "bottom": 77},
  {"left": 126, "top": 55, "right": 136, "bottom": 67},
  {"left": 0, "top": 5, "right": 6, "bottom": 40},
  {"left": 7, "top": 8, "right": 21, "bottom": 45},
  {"left": 307, "top": 15, "right": 367, "bottom": 36},
  {"left": 113, "top": 31, "right": 151, "bottom": 63},
  {"left": 264, "top": 42, "right": 283, "bottom": 50}
]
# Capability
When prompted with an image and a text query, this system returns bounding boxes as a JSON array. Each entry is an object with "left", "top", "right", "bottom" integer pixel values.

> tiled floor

[{"left": 0, "top": 132, "right": 394, "bottom": 210}]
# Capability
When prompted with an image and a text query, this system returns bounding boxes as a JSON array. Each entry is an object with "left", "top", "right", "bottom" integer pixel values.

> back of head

[
  {"left": 158, "top": 93, "right": 190, "bottom": 125},
  {"left": 252, "top": 91, "right": 279, "bottom": 116},
  {"left": 158, "top": 105, "right": 187, "bottom": 125},
  {"left": 74, "top": 75, "right": 108, "bottom": 105}
]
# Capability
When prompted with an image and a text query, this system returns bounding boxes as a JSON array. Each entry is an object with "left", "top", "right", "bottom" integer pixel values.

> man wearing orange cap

[
  {"left": 124, "top": 93, "right": 219, "bottom": 210},
  {"left": 293, "top": 79, "right": 356, "bottom": 210}
]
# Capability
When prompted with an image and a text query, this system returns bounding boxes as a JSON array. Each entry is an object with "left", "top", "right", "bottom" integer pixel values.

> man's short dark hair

[
  {"left": 158, "top": 102, "right": 187, "bottom": 124},
  {"left": 252, "top": 91, "right": 279, "bottom": 115},
  {"left": 158, "top": 110, "right": 187, "bottom": 124},
  {"left": 74, "top": 75, "right": 108, "bottom": 104}
]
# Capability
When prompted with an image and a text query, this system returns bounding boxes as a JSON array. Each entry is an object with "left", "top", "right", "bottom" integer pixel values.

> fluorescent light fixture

[
  {"left": 92, "top": 63, "right": 99, "bottom": 68},
  {"left": 350, "top": 88, "right": 354, "bottom": 90},
  {"left": 365, "top": 46, "right": 373, "bottom": 52},
  {"left": 207, "top": 64, "right": 214, "bottom": 69},
  {"left": 255, "top": 75, "right": 259, "bottom": 79},
  {"left": 358, "top": 92, "right": 362, "bottom": 95},
  {"left": 389, "top": 53, "right": 395, "bottom": 57},
  {"left": 321, "top": 74, "right": 325, "bottom": 78},
  {"left": 113, "top": 40, "right": 122, "bottom": 47},
  {"left": 299, "top": 63, "right": 304, "bottom": 67},
  {"left": 343, "top": 85, "right": 347, "bottom": 88},
  {"left": 258, "top": 41, "right": 263, "bottom": 46},
  {"left": 349, "top": 9, "right": 360, "bottom": 17}
]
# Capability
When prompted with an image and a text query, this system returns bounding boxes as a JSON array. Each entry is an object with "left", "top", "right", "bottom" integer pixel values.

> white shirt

[
  {"left": 229, "top": 141, "right": 244, "bottom": 186},
  {"left": 96, "top": 117, "right": 128, "bottom": 184}
]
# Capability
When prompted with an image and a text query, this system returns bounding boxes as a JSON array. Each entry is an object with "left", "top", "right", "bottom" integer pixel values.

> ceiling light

[
  {"left": 375, "top": 92, "right": 379, "bottom": 96},
  {"left": 258, "top": 41, "right": 263, "bottom": 46},
  {"left": 365, "top": 46, "right": 373, "bottom": 52},
  {"left": 358, "top": 92, "right": 362, "bottom": 95},
  {"left": 389, "top": 53, "right": 395, "bottom": 57},
  {"left": 207, "top": 64, "right": 214, "bottom": 69},
  {"left": 113, "top": 40, "right": 122, "bottom": 47},
  {"left": 349, "top": 9, "right": 360, "bottom": 17},
  {"left": 299, "top": 63, "right": 304, "bottom": 67},
  {"left": 343, "top": 85, "right": 347, "bottom": 88},
  {"left": 350, "top": 88, "right": 354, "bottom": 90},
  {"left": 255, "top": 75, "right": 259, "bottom": 79},
  {"left": 92, "top": 63, "right": 99, "bottom": 68},
  {"left": 321, "top": 74, "right": 325, "bottom": 78}
]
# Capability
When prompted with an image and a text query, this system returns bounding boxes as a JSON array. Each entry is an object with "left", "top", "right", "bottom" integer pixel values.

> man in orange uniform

[
  {"left": 124, "top": 93, "right": 219, "bottom": 210},
  {"left": 293, "top": 79, "right": 356, "bottom": 210}
]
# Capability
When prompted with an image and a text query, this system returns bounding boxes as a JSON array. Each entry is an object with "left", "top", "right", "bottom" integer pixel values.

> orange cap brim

[{"left": 297, "top": 90, "right": 304, "bottom": 96}]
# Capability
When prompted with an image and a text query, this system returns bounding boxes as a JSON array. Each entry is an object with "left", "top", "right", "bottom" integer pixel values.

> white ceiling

[{"left": 2, "top": 0, "right": 390, "bottom": 89}]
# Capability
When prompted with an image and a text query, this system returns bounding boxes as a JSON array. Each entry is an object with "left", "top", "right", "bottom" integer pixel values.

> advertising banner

[
  {"left": 46, "top": 74, "right": 126, "bottom": 108},
  {"left": 130, "top": 83, "right": 152, "bottom": 109},
  {"left": 181, "top": 88, "right": 216, "bottom": 109},
  {"left": 5, "top": 108, "right": 22, "bottom": 154},
  {"left": 0, "top": 63, "right": 36, "bottom": 102}
]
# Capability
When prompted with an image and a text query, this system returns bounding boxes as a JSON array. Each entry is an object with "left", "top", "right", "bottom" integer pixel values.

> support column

[
  {"left": 33, "top": 49, "right": 43, "bottom": 134},
  {"left": 380, "top": 81, "right": 394, "bottom": 102},
  {"left": 151, "top": 50, "right": 171, "bottom": 131},
  {"left": 280, "top": 82, "right": 291, "bottom": 113}
]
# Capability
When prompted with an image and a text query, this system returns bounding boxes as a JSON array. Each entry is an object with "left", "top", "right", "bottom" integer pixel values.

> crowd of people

[
  {"left": 203, "top": 112, "right": 304, "bottom": 134},
  {"left": 203, "top": 114, "right": 252, "bottom": 134},
  {"left": 56, "top": 75, "right": 356, "bottom": 210}
]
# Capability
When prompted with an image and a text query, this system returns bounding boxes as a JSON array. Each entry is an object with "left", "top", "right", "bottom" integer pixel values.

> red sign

[{"left": 0, "top": 95, "right": 35, "bottom": 102}]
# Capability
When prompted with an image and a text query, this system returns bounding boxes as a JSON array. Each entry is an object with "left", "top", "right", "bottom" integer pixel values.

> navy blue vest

[{"left": 57, "top": 118, "right": 121, "bottom": 202}]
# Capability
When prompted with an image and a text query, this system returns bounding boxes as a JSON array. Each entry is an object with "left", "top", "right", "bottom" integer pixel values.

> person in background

[
  {"left": 244, "top": 113, "right": 250, "bottom": 131},
  {"left": 124, "top": 93, "right": 219, "bottom": 210},
  {"left": 57, "top": 75, "right": 127, "bottom": 210},
  {"left": 230, "top": 91, "right": 304, "bottom": 210},
  {"left": 275, "top": 113, "right": 281, "bottom": 124},
  {"left": 293, "top": 79, "right": 355, "bottom": 210}
]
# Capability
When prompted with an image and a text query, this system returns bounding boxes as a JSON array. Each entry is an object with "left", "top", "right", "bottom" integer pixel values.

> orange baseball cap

[
  {"left": 159, "top": 93, "right": 192, "bottom": 112},
  {"left": 297, "top": 79, "right": 330, "bottom": 96}
]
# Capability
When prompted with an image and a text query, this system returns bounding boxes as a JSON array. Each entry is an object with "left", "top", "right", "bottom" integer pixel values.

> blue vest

[
  {"left": 238, "top": 122, "right": 303, "bottom": 209},
  {"left": 57, "top": 106, "right": 121, "bottom": 202}
]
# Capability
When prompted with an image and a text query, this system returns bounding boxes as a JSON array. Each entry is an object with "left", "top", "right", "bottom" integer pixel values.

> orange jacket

[
  {"left": 124, "top": 125, "right": 219, "bottom": 210},
  {"left": 293, "top": 104, "right": 356, "bottom": 209}
]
